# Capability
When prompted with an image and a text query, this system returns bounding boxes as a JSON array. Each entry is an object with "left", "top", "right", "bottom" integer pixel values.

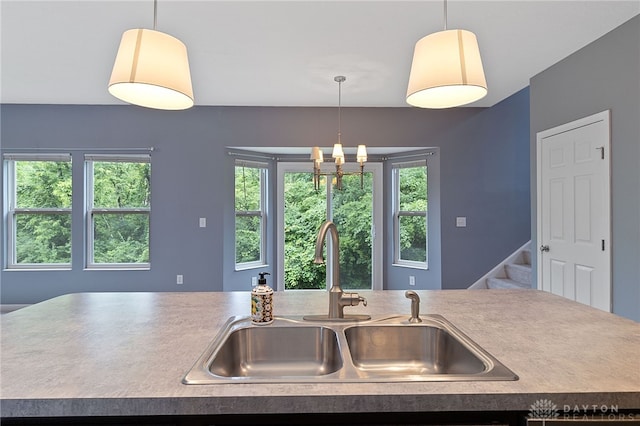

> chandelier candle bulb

[
  {"left": 357, "top": 145, "right": 368, "bottom": 164},
  {"left": 311, "top": 146, "right": 323, "bottom": 162},
  {"left": 332, "top": 143, "right": 344, "bottom": 159}
]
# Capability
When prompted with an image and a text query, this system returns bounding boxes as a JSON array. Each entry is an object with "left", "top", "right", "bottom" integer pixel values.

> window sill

[
  {"left": 84, "top": 265, "right": 150, "bottom": 271},
  {"left": 4, "top": 267, "right": 72, "bottom": 272},
  {"left": 392, "top": 262, "right": 429, "bottom": 271},
  {"left": 235, "top": 263, "right": 269, "bottom": 272}
]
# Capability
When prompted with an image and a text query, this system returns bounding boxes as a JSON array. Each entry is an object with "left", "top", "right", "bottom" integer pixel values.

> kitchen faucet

[{"left": 304, "top": 221, "right": 370, "bottom": 321}]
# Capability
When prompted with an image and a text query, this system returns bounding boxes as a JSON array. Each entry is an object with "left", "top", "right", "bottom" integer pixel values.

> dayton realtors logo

[
  {"left": 528, "top": 399, "right": 636, "bottom": 421},
  {"left": 528, "top": 399, "right": 560, "bottom": 419}
]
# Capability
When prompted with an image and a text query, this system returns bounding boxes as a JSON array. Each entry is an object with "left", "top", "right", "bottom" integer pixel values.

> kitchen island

[{"left": 1, "top": 289, "right": 639, "bottom": 425}]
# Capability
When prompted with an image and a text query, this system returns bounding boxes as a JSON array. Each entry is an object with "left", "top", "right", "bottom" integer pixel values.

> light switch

[
  {"left": 456, "top": 217, "right": 467, "bottom": 227},
  {"left": 199, "top": 217, "right": 207, "bottom": 228}
]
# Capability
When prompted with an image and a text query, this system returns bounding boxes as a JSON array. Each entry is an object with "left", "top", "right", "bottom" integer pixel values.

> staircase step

[
  {"left": 486, "top": 277, "right": 530, "bottom": 289},
  {"left": 505, "top": 263, "right": 532, "bottom": 285}
]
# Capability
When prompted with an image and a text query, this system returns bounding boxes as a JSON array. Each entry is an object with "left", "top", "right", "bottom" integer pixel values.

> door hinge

[
  {"left": 596, "top": 146, "right": 605, "bottom": 159},
  {"left": 602, "top": 239, "right": 605, "bottom": 251}
]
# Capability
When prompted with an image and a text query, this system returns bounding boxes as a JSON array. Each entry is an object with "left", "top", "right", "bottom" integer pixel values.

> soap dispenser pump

[{"left": 251, "top": 272, "right": 274, "bottom": 325}]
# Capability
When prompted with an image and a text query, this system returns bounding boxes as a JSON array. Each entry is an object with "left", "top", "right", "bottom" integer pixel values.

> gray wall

[
  {"left": 1, "top": 89, "right": 531, "bottom": 304},
  {"left": 440, "top": 88, "right": 531, "bottom": 288},
  {"left": 384, "top": 148, "right": 442, "bottom": 291},
  {"left": 530, "top": 15, "right": 640, "bottom": 321}
]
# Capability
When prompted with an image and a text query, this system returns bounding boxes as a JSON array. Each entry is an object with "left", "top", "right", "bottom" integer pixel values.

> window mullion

[
  {"left": 236, "top": 210, "right": 262, "bottom": 217},
  {"left": 13, "top": 208, "right": 72, "bottom": 214},
  {"left": 91, "top": 208, "right": 150, "bottom": 214},
  {"left": 398, "top": 211, "right": 427, "bottom": 217}
]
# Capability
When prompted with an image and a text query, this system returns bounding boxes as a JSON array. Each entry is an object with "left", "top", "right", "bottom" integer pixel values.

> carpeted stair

[{"left": 486, "top": 249, "right": 532, "bottom": 289}]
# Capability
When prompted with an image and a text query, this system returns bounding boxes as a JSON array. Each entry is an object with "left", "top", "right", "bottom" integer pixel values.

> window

[
  {"left": 4, "top": 154, "right": 72, "bottom": 269},
  {"left": 276, "top": 162, "right": 383, "bottom": 291},
  {"left": 392, "top": 160, "right": 428, "bottom": 268},
  {"left": 85, "top": 155, "right": 151, "bottom": 269},
  {"left": 235, "top": 160, "right": 267, "bottom": 269}
]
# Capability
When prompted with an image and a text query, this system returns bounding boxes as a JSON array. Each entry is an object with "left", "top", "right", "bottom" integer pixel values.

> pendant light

[
  {"left": 406, "top": 0, "right": 487, "bottom": 109},
  {"left": 108, "top": 0, "right": 194, "bottom": 110}
]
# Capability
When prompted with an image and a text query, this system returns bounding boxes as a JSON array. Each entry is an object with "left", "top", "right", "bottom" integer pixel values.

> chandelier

[{"left": 311, "top": 76, "right": 367, "bottom": 190}]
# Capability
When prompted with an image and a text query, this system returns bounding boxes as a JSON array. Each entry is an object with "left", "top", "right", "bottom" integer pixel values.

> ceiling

[{"left": 1, "top": 1, "right": 638, "bottom": 108}]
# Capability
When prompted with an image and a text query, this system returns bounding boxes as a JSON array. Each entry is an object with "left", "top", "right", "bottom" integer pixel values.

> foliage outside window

[
  {"left": 282, "top": 168, "right": 374, "bottom": 290},
  {"left": 393, "top": 160, "right": 428, "bottom": 268},
  {"left": 86, "top": 155, "right": 150, "bottom": 268},
  {"left": 283, "top": 171, "right": 328, "bottom": 289},
  {"left": 235, "top": 161, "right": 267, "bottom": 269},
  {"left": 4, "top": 154, "right": 72, "bottom": 268}
]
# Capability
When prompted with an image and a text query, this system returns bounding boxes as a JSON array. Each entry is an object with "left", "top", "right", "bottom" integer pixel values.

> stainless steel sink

[
  {"left": 209, "top": 325, "right": 342, "bottom": 378},
  {"left": 183, "top": 315, "right": 518, "bottom": 384}
]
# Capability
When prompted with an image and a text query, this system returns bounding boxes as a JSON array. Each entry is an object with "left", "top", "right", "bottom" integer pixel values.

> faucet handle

[{"left": 341, "top": 293, "right": 367, "bottom": 308}]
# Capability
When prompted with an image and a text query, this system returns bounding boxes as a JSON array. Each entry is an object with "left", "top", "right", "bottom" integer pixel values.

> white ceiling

[{"left": 1, "top": 1, "right": 638, "bottom": 108}]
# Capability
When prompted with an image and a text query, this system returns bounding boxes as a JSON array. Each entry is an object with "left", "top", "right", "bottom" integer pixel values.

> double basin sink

[{"left": 183, "top": 314, "right": 518, "bottom": 384}]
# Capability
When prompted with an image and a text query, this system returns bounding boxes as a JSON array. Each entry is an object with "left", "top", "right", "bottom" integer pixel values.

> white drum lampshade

[
  {"left": 406, "top": 29, "right": 487, "bottom": 109},
  {"left": 108, "top": 29, "right": 194, "bottom": 110}
]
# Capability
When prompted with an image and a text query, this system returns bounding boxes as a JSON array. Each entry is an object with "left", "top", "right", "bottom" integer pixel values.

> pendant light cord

[
  {"left": 334, "top": 76, "right": 345, "bottom": 144},
  {"left": 153, "top": 0, "right": 158, "bottom": 30},
  {"left": 443, "top": 0, "right": 448, "bottom": 30},
  {"left": 338, "top": 79, "right": 342, "bottom": 143}
]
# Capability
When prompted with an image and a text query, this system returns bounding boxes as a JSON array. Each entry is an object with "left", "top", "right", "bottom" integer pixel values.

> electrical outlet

[
  {"left": 176, "top": 274, "right": 184, "bottom": 285},
  {"left": 456, "top": 217, "right": 467, "bottom": 227},
  {"left": 199, "top": 217, "right": 207, "bottom": 228},
  {"left": 409, "top": 276, "right": 415, "bottom": 286},
  {"left": 252, "top": 277, "right": 258, "bottom": 287}
]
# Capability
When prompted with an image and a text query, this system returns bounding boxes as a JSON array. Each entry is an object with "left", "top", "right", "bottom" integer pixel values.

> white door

[{"left": 536, "top": 110, "right": 611, "bottom": 312}]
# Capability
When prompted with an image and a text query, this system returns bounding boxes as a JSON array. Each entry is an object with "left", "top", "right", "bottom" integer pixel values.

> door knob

[{"left": 540, "top": 245, "right": 550, "bottom": 252}]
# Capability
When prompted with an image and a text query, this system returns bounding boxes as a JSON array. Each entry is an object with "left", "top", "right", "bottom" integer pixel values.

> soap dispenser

[{"left": 251, "top": 272, "right": 274, "bottom": 325}]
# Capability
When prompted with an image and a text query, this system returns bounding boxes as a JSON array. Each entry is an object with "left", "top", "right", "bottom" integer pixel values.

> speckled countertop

[{"left": 1, "top": 289, "right": 639, "bottom": 419}]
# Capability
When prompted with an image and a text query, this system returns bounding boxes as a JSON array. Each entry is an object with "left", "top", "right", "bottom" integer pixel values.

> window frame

[
  {"left": 234, "top": 160, "right": 268, "bottom": 271},
  {"left": 392, "top": 159, "right": 428, "bottom": 269},
  {"left": 3, "top": 153, "right": 73, "bottom": 270},
  {"left": 85, "top": 154, "right": 151, "bottom": 270}
]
